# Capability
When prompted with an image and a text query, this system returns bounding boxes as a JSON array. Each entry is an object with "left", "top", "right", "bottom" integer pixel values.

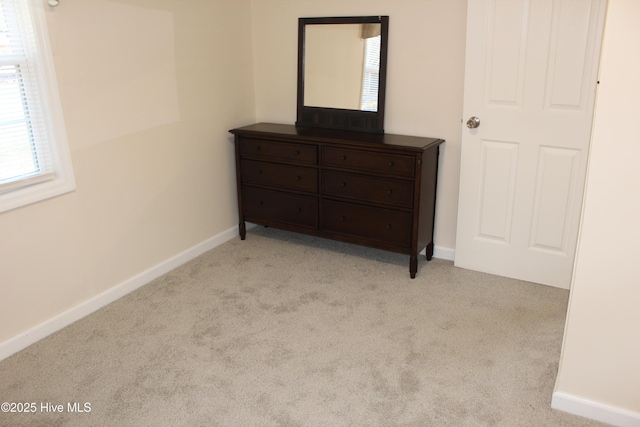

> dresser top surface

[{"left": 230, "top": 123, "right": 444, "bottom": 151}]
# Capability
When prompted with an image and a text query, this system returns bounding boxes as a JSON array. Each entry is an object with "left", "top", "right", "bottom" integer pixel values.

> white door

[{"left": 455, "top": 0, "right": 607, "bottom": 289}]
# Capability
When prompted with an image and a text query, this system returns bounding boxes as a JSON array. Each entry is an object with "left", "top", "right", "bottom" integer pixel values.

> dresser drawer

[
  {"left": 322, "top": 200, "right": 412, "bottom": 247},
  {"left": 243, "top": 186, "right": 318, "bottom": 229},
  {"left": 322, "top": 147, "right": 415, "bottom": 177},
  {"left": 241, "top": 159, "right": 318, "bottom": 193},
  {"left": 239, "top": 138, "right": 317, "bottom": 164},
  {"left": 323, "top": 171, "right": 414, "bottom": 208}
]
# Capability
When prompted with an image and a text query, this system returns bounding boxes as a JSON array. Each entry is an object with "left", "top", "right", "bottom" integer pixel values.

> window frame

[{"left": 0, "top": 0, "right": 75, "bottom": 214}]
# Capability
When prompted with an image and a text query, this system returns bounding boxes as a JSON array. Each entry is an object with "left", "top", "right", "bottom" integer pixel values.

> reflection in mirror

[{"left": 304, "top": 23, "right": 381, "bottom": 112}]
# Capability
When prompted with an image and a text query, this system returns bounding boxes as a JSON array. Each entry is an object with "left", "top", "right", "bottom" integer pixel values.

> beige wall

[
  {"left": 555, "top": 0, "right": 640, "bottom": 417},
  {"left": 0, "top": 0, "right": 256, "bottom": 343},
  {"left": 251, "top": 0, "right": 467, "bottom": 251}
]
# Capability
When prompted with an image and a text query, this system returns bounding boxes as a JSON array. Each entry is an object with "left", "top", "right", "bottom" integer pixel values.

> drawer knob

[
  {"left": 255, "top": 146, "right": 261, "bottom": 151},
  {"left": 339, "top": 216, "right": 346, "bottom": 222},
  {"left": 258, "top": 201, "right": 264, "bottom": 206},
  {"left": 388, "top": 161, "right": 394, "bottom": 167},
  {"left": 340, "top": 182, "right": 347, "bottom": 187},
  {"left": 257, "top": 170, "right": 262, "bottom": 175},
  {"left": 294, "top": 150, "right": 300, "bottom": 155},
  {"left": 340, "top": 155, "right": 347, "bottom": 161},
  {"left": 385, "top": 224, "right": 392, "bottom": 230},
  {"left": 295, "top": 176, "right": 301, "bottom": 181},
  {"left": 296, "top": 208, "right": 302, "bottom": 213},
  {"left": 386, "top": 189, "right": 393, "bottom": 195}
]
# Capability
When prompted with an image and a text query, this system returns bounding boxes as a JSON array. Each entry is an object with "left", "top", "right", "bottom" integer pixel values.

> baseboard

[
  {"left": 0, "top": 224, "right": 243, "bottom": 362},
  {"left": 433, "top": 245, "right": 455, "bottom": 261},
  {"left": 552, "top": 391, "right": 640, "bottom": 427},
  {"left": 420, "top": 245, "right": 455, "bottom": 261}
]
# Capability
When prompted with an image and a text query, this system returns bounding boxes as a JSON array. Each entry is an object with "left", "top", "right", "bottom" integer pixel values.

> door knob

[{"left": 466, "top": 116, "right": 480, "bottom": 129}]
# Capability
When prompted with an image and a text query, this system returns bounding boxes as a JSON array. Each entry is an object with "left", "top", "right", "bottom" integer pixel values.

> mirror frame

[{"left": 296, "top": 16, "right": 389, "bottom": 134}]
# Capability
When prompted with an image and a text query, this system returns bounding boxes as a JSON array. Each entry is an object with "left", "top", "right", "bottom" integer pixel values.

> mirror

[
  {"left": 296, "top": 16, "right": 389, "bottom": 134},
  {"left": 304, "top": 23, "right": 380, "bottom": 112}
]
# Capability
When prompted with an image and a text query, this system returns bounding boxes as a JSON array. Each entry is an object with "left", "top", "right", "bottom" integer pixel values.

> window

[
  {"left": 360, "top": 35, "right": 380, "bottom": 112},
  {"left": 0, "top": 0, "right": 74, "bottom": 213}
]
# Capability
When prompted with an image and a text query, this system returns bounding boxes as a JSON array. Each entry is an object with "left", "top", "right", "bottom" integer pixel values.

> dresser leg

[
  {"left": 410, "top": 255, "right": 417, "bottom": 279},
  {"left": 239, "top": 222, "right": 246, "bottom": 240},
  {"left": 425, "top": 242, "right": 434, "bottom": 261}
]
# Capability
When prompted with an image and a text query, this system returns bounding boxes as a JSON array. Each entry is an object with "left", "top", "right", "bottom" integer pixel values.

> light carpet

[{"left": 0, "top": 227, "right": 606, "bottom": 426}]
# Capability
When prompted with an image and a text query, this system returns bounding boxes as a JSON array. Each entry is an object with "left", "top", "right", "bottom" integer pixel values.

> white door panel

[{"left": 455, "top": 0, "right": 606, "bottom": 288}]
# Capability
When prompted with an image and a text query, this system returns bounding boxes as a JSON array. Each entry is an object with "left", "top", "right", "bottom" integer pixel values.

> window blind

[
  {"left": 0, "top": 0, "right": 54, "bottom": 191},
  {"left": 360, "top": 35, "right": 381, "bottom": 112}
]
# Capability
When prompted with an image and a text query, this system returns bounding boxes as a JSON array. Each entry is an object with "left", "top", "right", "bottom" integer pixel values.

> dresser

[{"left": 230, "top": 122, "right": 444, "bottom": 278}]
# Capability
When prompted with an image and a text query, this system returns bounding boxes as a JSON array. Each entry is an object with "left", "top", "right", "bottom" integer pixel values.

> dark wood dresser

[{"left": 230, "top": 122, "right": 444, "bottom": 278}]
